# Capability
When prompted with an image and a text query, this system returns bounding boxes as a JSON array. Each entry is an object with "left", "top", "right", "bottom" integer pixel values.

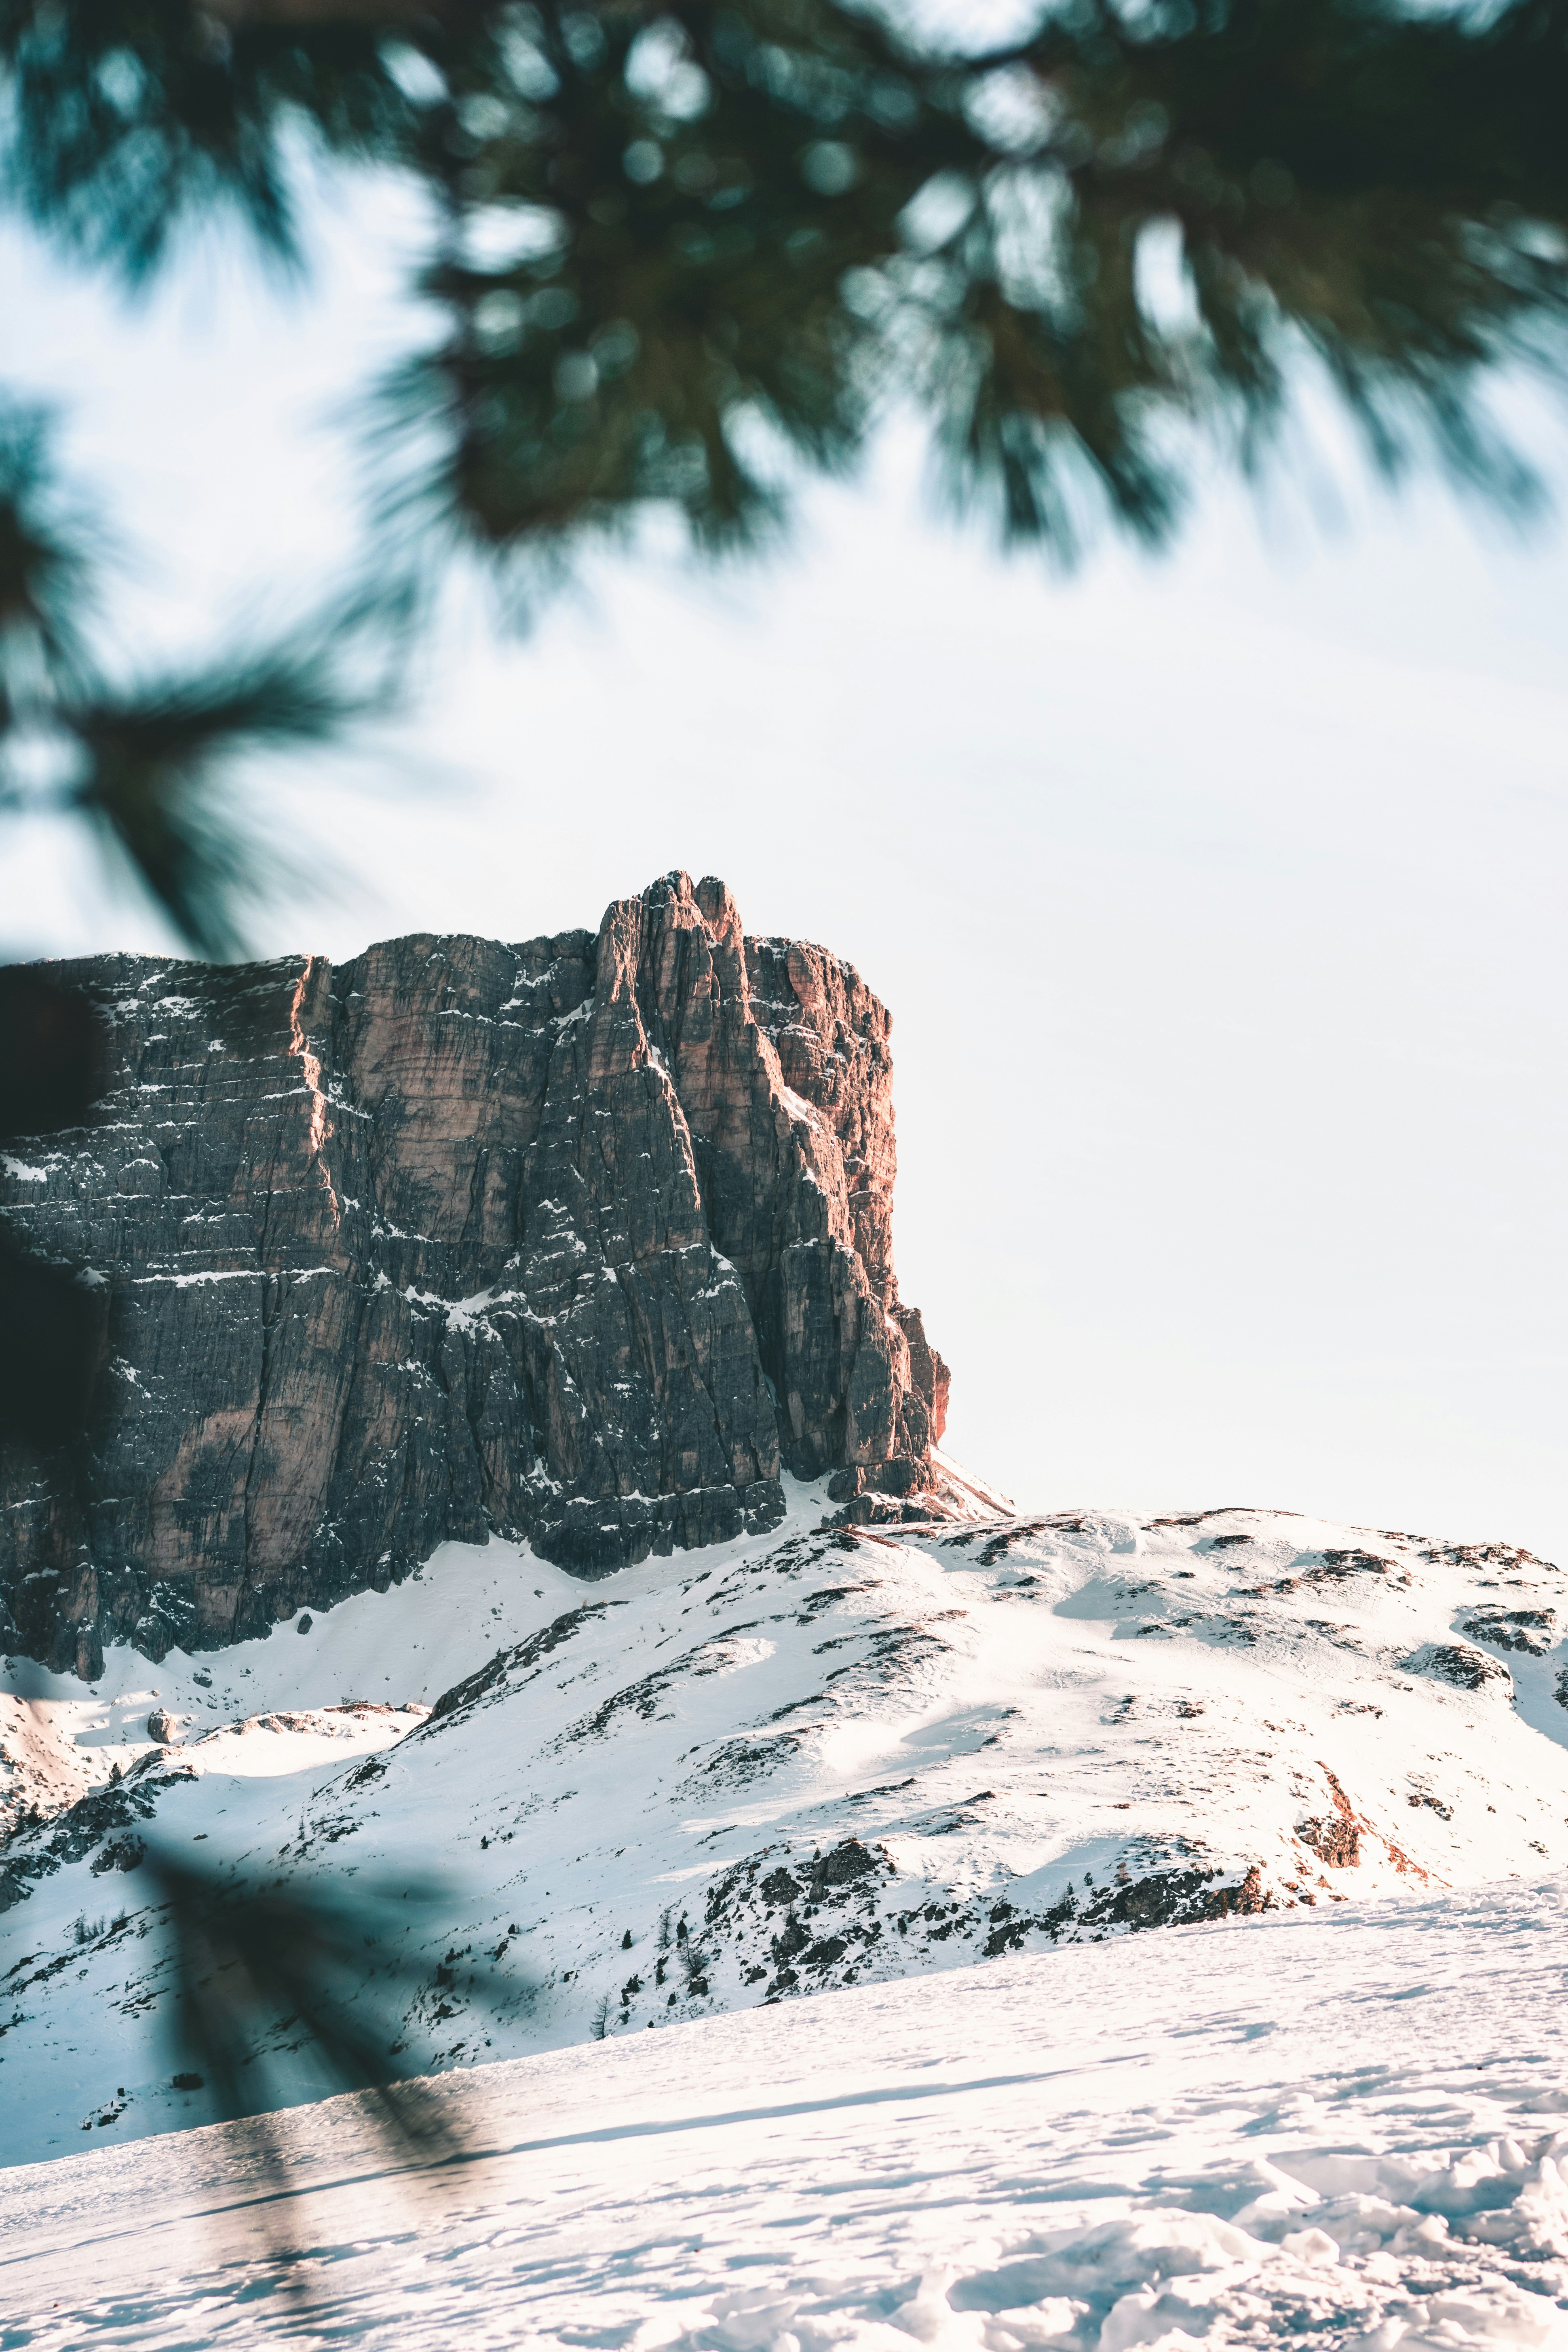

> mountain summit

[{"left": 0, "top": 874, "right": 950, "bottom": 1676}]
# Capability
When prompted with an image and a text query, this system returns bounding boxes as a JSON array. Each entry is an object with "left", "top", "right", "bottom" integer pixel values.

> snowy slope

[
  {"left": 4, "top": 1485, "right": 1568, "bottom": 2166},
  {"left": 0, "top": 1535, "right": 580, "bottom": 1836},
  {"left": 5, "top": 1878, "right": 1568, "bottom": 2349}
]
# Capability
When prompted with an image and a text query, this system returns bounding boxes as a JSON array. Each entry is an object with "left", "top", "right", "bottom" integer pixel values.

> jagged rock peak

[{"left": 1, "top": 872, "right": 950, "bottom": 1675}]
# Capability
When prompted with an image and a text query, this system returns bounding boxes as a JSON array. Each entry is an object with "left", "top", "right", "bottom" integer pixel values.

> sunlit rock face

[{"left": 0, "top": 872, "right": 948, "bottom": 1674}]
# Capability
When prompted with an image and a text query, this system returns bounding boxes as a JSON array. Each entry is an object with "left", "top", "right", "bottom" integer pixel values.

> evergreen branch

[
  {"left": 142, "top": 1847, "right": 487, "bottom": 2276},
  {"left": 0, "top": 395, "right": 98, "bottom": 684},
  {"left": 61, "top": 640, "right": 382, "bottom": 958}
]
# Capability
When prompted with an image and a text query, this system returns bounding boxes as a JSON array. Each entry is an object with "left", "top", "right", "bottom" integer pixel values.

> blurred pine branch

[
  {"left": 144, "top": 1848, "right": 486, "bottom": 2270},
  {"left": 5, "top": 1, "right": 1568, "bottom": 947}
]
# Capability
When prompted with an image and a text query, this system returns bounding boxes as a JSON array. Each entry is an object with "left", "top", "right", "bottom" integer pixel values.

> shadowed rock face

[{"left": 0, "top": 873, "right": 948, "bottom": 1675}]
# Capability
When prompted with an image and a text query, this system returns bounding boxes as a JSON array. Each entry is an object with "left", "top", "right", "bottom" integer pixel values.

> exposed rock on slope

[
  {"left": 4, "top": 1499, "right": 1567, "bottom": 2162},
  {"left": 0, "top": 874, "right": 949, "bottom": 1673}
]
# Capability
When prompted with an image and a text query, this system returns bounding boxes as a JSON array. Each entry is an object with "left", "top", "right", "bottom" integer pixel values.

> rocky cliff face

[{"left": 0, "top": 874, "right": 948, "bottom": 1676}]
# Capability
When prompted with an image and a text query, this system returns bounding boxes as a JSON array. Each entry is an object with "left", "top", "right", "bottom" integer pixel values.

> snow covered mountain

[
  {"left": 11, "top": 895, "right": 1568, "bottom": 2352},
  {"left": 4, "top": 1474, "right": 1567, "bottom": 2168}
]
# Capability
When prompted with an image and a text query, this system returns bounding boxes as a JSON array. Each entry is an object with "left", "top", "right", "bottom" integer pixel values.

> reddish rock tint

[{"left": 0, "top": 873, "right": 948, "bottom": 1673}]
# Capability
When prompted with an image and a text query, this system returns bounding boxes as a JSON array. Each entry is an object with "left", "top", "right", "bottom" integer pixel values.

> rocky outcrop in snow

[
  {"left": 4, "top": 1498, "right": 1568, "bottom": 2163},
  {"left": 0, "top": 874, "right": 949, "bottom": 1674}
]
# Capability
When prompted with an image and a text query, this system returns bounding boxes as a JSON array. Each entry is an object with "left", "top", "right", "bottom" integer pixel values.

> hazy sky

[{"left": 5, "top": 175, "right": 1566, "bottom": 1564}]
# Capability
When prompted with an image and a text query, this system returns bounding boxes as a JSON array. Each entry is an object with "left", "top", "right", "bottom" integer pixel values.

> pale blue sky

[{"left": 5, "top": 173, "right": 1566, "bottom": 1563}]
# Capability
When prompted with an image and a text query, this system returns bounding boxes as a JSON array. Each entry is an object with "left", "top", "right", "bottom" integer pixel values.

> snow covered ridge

[
  {"left": 5, "top": 1883, "right": 1568, "bottom": 2350},
  {"left": 2, "top": 1493, "right": 1568, "bottom": 2164}
]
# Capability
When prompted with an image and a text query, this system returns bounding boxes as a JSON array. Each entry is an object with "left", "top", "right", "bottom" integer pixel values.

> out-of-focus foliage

[
  {"left": 0, "top": 966, "right": 109, "bottom": 1450},
  {"left": 151, "top": 1849, "right": 469, "bottom": 2131},
  {"left": 4, "top": 0, "right": 1568, "bottom": 946},
  {"left": 146, "top": 1850, "right": 480, "bottom": 2265},
  {"left": 0, "top": 400, "right": 95, "bottom": 691},
  {"left": 0, "top": 399, "right": 373, "bottom": 954},
  {"left": 395, "top": 0, "right": 1568, "bottom": 567},
  {"left": 0, "top": 0, "right": 424, "bottom": 280},
  {"left": 4, "top": 0, "right": 1568, "bottom": 581},
  {"left": 68, "top": 644, "right": 373, "bottom": 959}
]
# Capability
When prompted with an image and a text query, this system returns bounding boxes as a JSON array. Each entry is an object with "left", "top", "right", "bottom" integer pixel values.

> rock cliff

[{"left": 0, "top": 874, "right": 948, "bottom": 1675}]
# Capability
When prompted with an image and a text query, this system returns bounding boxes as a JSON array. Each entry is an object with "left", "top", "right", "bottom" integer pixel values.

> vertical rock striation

[{"left": 0, "top": 874, "right": 948, "bottom": 1674}]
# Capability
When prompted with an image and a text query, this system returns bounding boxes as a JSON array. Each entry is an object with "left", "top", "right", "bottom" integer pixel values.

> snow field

[
  {"left": 4, "top": 1879, "right": 1568, "bottom": 2349},
  {"left": 0, "top": 1534, "right": 589, "bottom": 1835}
]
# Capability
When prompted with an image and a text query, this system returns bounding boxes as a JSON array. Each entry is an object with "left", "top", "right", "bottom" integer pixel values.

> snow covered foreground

[
  {"left": 6, "top": 1880, "right": 1568, "bottom": 2350},
  {"left": 5, "top": 1480, "right": 1568, "bottom": 2175}
]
